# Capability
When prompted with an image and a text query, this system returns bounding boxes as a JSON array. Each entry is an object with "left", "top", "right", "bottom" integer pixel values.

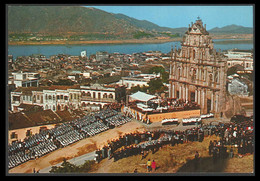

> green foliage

[
  {"left": 133, "top": 31, "right": 155, "bottom": 39},
  {"left": 129, "top": 85, "right": 148, "bottom": 94},
  {"left": 148, "top": 66, "right": 165, "bottom": 74},
  {"left": 97, "top": 75, "right": 121, "bottom": 84},
  {"left": 159, "top": 32, "right": 180, "bottom": 38},
  {"left": 148, "top": 66, "right": 169, "bottom": 83},
  {"left": 162, "top": 71, "right": 169, "bottom": 83},
  {"left": 49, "top": 159, "right": 95, "bottom": 173},
  {"left": 148, "top": 78, "right": 167, "bottom": 94},
  {"left": 53, "top": 79, "right": 75, "bottom": 86}
]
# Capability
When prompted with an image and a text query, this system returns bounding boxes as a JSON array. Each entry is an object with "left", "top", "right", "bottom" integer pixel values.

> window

[
  {"left": 193, "top": 50, "right": 196, "bottom": 59},
  {"left": 49, "top": 95, "right": 52, "bottom": 100},
  {"left": 11, "top": 132, "right": 17, "bottom": 139},
  {"left": 39, "top": 126, "right": 47, "bottom": 133},
  {"left": 37, "top": 95, "right": 40, "bottom": 100},
  {"left": 64, "top": 96, "right": 68, "bottom": 100},
  {"left": 109, "top": 93, "right": 113, "bottom": 99},
  {"left": 57, "top": 95, "right": 60, "bottom": 100},
  {"left": 103, "top": 93, "right": 107, "bottom": 99},
  {"left": 26, "top": 130, "right": 31, "bottom": 137},
  {"left": 61, "top": 95, "right": 63, "bottom": 99},
  {"left": 53, "top": 105, "right": 56, "bottom": 111}
]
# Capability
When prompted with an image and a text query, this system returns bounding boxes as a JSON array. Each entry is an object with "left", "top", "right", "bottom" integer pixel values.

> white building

[
  {"left": 80, "top": 83, "right": 116, "bottom": 110},
  {"left": 43, "top": 90, "right": 57, "bottom": 111},
  {"left": 68, "top": 89, "right": 81, "bottom": 110},
  {"left": 224, "top": 49, "right": 253, "bottom": 73},
  {"left": 11, "top": 72, "right": 40, "bottom": 88},
  {"left": 117, "top": 73, "right": 160, "bottom": 89},
  {"left": 228, "top": 78, "right": 249, "bottom": 96},
  {"left": 10, "top": 84, "right": 125, "bottom": 112},
  {"left": 81, "top": 50, "right": 87, "bottom": 58}
]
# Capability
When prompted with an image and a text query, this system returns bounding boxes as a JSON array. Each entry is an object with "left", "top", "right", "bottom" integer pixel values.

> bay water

[{"left": 8, "top": 39, "right": 253, "bottom": 59}]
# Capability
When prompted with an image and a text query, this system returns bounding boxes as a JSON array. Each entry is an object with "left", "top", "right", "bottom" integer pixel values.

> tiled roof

[
  {"left": 8, "top": 112, "right": 34, "bottom": 130},
  {"left": 25, "top": 109, "right": 62, "bottom": 126},
  {"left": 18, "top": 103, "right": 43, "bottom": 112},
  {"left": 55, "top": 110, "right": 75, "bottom": 122}
]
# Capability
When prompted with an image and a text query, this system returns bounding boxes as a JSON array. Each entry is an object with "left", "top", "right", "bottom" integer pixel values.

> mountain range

[{"left": 8, "top": 6, "right": 253, "bottom": 40}]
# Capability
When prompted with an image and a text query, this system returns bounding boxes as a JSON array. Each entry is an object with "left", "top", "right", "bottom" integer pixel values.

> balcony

[{"left": 81, "top": 96, "right": 115, "bottom": 103}]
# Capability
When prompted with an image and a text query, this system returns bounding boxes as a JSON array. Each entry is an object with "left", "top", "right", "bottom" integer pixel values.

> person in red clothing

[{"left": 151, "top": 160, "right": 156, "bottom": 172}]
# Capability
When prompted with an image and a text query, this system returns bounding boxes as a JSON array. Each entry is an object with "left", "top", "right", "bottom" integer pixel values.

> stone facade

[{"left": 169, "top": 18, "right": 227, "bottom": 116}]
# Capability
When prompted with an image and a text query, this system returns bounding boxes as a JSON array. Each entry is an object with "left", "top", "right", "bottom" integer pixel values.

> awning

[{"left": 129, "top": 91, "right": 157, "bottom": 102}]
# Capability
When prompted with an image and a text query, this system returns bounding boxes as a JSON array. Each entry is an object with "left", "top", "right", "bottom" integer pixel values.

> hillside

[
  {"left": 209, "top": 24, "right": 253, "bottom": 34},
  {"left": 8, "top": 6, "right": 181, "bottom": 41},
  {"left": 113, "top": 13, "right": 187, "bottom": 34},
  {"left": 8, "top": 6, "right": 137, "bottom": 34},
  {"left": 8, "top": 6, "right": 253, "bottom": 43}
]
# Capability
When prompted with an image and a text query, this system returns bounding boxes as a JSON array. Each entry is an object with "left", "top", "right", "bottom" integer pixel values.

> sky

[{"left": 87, "top": 5, "right": 254, "bottom": 30}]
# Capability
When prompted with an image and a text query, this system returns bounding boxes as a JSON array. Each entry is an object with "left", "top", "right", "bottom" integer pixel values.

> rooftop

[{"left": 129, "top": 91, "right": 157, "bottom": 102}]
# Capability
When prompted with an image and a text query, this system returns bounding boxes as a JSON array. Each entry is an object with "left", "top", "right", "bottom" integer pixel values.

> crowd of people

[
  {"left": 208, "top": 118, "right": 254, "bottom": 162},
  {"left": 8, "top": 109, "right": 131, "bottom": 169},
  {"left": 93, "top": 126, "right": 207, "bottom": 163},
  {"left": 8, "top": 106, "right": 254, "bottom": 171},
  {"left": 159, "top": 98, "right": 200, "bottom": 111},
  {"left": 94, "top": 116, "right": 254, "bottom": 169}
]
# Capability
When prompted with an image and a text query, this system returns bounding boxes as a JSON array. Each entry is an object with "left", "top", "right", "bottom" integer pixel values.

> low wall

[
  {"left": 122, "top": 105, "right": 201, "bottom": 123},
  {"left": 8, "top": 124, "right": 56, "bottom": 144},
  {"left": 147, "top": 109, "right": 201, "bottom": 123}
]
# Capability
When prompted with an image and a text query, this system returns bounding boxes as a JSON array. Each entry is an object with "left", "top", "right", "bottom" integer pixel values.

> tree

[
  {"left": 148, "top": 78, "right": 165, "bottom": 94},
  {"left": 129, "top": 85, "right": 149, "bottom": 94},
  {"left": 162, "top": 71, "right": 169, "bottom": 83},
  {"left": 148, "top": 66, "right": 169, "bottom": 83},
  {"left": 148, "top": 66, "right": 165, "bottom": 74},
  {"left": 49, "top": 159, "right": 95, "bottom": 173}
]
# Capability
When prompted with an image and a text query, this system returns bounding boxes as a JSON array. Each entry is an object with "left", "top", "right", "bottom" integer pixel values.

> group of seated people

[{"left": 8, "top": 109, "right": 131, "bottom": 169}]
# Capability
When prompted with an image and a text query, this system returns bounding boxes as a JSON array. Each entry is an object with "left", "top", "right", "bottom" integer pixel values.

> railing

[{"left": 81, "top": 97, "right": 115, "bottom": 103}]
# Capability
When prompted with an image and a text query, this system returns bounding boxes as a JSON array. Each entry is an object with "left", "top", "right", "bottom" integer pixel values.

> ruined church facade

[{"left": 169, "top": 18, "right": 227, "bottom": 116}]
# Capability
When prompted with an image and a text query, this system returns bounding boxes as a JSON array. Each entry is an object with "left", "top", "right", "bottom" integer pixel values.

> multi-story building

[
  {"left": 224, "top": 49, "right": 253, "bottom": 73},
  {"left": 117, "top": 73, "right": 160, "bottom": 89},
  {"left": 96, "top": 51, "right": 109, "bottom": 61},
  {"left": 11, "top": 71, "right": 40, "bottom": 88},
  {"left": 169, "top": 18, "right": 227, "bottom": 116},
  {"left": 227, "top": 76, "right": 249, "bottom": 96},
  {"left": 80, "top": 83, "right": 125, "bottom": 110},
  {"left": 10, "top": 84, "right": 126, "bottom": 112},
  {"left": 43, "top": 89, "right": 57, "bottom": 111}
]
